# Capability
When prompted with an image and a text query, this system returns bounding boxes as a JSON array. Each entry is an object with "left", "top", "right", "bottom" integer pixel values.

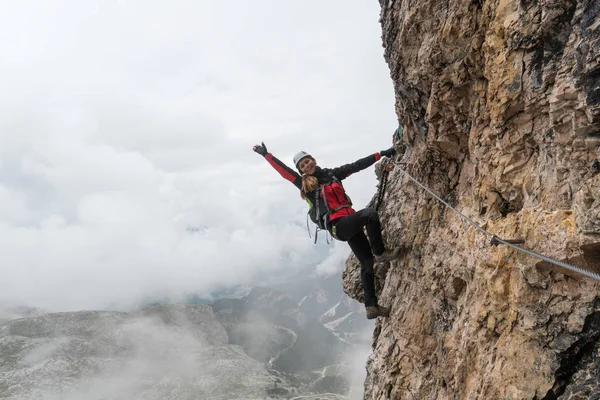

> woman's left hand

[{"left": 380, "top": 147, "right": 395, "bottom": 158}]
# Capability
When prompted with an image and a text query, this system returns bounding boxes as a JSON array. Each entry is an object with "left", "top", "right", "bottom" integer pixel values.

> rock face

[
  {"left": 342, "top": 0, "right": 600, "bottom": 398},
  {"left": 0, "top": 305, "right": 295, "bottom": 399}
]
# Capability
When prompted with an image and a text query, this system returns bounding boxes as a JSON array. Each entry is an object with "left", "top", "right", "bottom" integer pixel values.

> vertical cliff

[{"left": 342, "top": 0, "right": 600, "bottom": 398}]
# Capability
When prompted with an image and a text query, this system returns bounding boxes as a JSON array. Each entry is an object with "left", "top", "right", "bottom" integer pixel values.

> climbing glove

[
  {"left": 253, "top": 142, "right": 268, "bottom": 157},
  {"left": 379, "top": 146, "right": 395, "bottom": 158}
]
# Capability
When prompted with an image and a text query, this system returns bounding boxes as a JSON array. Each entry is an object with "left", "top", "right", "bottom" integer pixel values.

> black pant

[{"left": 332, "top": 208, "right": 386, "bottom": 307}]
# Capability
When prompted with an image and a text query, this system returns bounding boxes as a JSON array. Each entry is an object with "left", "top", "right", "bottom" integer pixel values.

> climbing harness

[{"left": 386, "top": 159, "right": 600, "bottom": 282}]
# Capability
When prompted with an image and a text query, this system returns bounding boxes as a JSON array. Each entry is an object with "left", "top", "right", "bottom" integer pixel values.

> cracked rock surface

[{"left": 343, "top": 0, "right": 600, "bottom": 398}]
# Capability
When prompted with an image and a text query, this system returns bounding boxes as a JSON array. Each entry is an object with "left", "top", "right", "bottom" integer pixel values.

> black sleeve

[
  {"left": 264, "top": 153, "right": 302, "bottom": 190},
  {"left": 329, "top": 153, "right": 381, "bottom": 180}
]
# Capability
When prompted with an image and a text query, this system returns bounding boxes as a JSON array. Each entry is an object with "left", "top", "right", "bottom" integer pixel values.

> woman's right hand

[{"left": 253, "top": 142, "right": 268, "bottom": 156}]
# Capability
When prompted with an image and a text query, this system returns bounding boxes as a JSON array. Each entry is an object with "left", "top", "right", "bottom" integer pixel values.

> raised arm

[
  {"left": 330, "top": 147, "right": 395, "bottom": 180},
  {"left": 253, "top": 142, "right": 302, "bottom": 190}
]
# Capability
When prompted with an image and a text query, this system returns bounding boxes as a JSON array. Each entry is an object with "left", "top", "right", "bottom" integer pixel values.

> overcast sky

[{"left": 0, "top": 0, "right": 397, "bottom": 311}]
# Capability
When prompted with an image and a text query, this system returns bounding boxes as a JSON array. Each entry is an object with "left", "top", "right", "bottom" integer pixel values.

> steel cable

[{"left": 389, "top": 160, "right": 600, "bottom": 282}]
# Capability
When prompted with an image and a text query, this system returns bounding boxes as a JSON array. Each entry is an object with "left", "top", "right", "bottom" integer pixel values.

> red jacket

[{"left": 264, "top": 152, "right": 382, "bottom": 223}]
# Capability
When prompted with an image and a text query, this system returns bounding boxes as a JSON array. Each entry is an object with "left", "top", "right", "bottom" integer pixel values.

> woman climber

[{"left": 252, "top": 142, "right": 402, "bottom": 319}]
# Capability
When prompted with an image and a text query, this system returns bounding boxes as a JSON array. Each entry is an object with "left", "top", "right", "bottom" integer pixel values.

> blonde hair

[{"left": 300, "top": 175, "right": 319, "bottom": 199}]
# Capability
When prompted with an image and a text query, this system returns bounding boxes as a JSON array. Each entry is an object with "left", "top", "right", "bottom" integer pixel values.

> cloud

[
  {"left": 15, "top": 315, "right": 271, "bottom": 399},
  {"left": 0, "top": 0, "right": 397, "bottom": 311},
  {"left": 315, "top": 242, "right": 352, "bottom": 276}
]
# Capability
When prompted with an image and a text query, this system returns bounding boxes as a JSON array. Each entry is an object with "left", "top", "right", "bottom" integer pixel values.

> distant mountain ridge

[
  {"left": 0, "top": 287, "right": 360, "bottom": 399},
  {"left": 213, "top": 286, "right": 345, "bottom": 374},
  {"left": 0, "top": 267, "right": 369, "bottom": 399},
  {"left": 269, "top": 270, "right": 371, "bottom": 344},
  {"left": 0, "top": 306, "right": 299, "bottom": 399},
  {"left": 0, "top": 306, "right": 47, "bottom": 323}
]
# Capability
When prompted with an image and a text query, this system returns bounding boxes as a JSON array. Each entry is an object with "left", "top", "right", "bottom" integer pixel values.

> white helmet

[{"left": 293, "top": 151, "right": 312, "bottom": 168}]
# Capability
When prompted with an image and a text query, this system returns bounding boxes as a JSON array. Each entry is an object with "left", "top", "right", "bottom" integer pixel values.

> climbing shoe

[
  {"left": 374, "top": 247, "right": 402, "bottom": 263},
  {"left": 366, "top": 305, "right": 390, "bottom": 320}
]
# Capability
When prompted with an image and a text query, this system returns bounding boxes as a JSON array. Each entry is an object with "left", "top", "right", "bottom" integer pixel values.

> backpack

[{"left": 305, "top": 192, "right": 329, "bottom": 230}]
